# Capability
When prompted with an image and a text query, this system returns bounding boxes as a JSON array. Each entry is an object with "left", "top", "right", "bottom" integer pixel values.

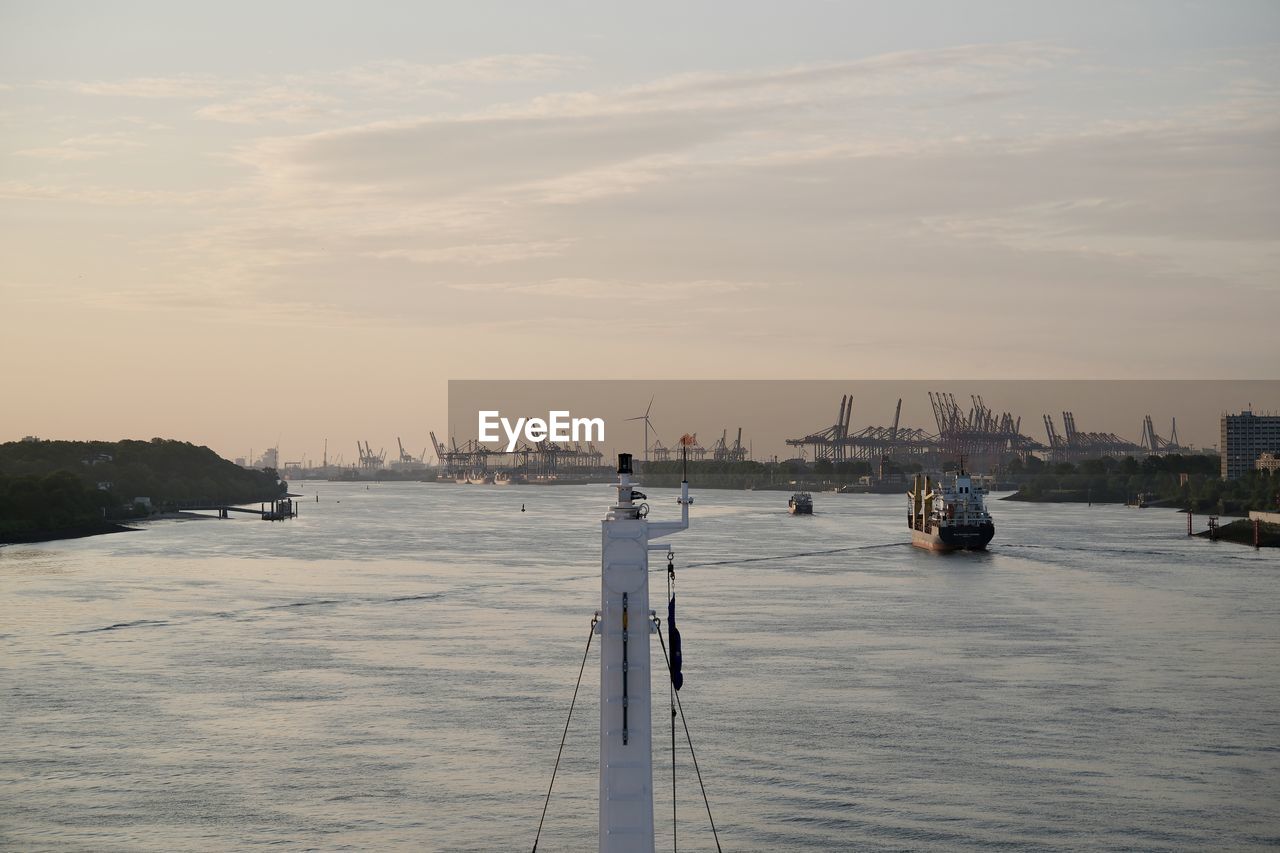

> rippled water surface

[{"left": 2, "top": 483, "right": 1278, "bottom": 851}]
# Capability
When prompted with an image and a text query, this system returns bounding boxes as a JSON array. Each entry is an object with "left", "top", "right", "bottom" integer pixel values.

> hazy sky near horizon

[{"left": 2, "top": 2, "right": 1277, "bottom": 462}]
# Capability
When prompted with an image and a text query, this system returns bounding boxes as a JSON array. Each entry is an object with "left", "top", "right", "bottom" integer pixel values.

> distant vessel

[
  {"left": 907, "top": 470, "right": 994, "bottom": 551},
  {"left": 466, "top": 471, "right": 492, "bottom": 485},
  {"left": 494, "top": 471, "right": 526, "bottom": 486},
  {"left": 788, "top": 492, "right": 813, "bottom": 515}
]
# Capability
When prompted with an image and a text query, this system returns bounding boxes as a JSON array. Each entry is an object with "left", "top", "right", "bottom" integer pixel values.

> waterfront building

[{"left": 1220, "top": 410, "right": 1280, "bottom": 479}]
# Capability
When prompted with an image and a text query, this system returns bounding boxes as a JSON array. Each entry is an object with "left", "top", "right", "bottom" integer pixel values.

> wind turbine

[{"left": 626, "top": 396, "right": 657, "bottom": 462}]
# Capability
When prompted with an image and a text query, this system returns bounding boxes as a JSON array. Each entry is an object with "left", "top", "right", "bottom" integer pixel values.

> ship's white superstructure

[
  {"left": 907, "top": 469, "right": 995, "bottom": 551},
  {"left": 597, "top": 453, "right": 689, "bottom": 851}
]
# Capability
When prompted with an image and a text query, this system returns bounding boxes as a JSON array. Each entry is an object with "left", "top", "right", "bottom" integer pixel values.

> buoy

[{"left": 521, "top": 503, "right": 526, "bottom": 512}]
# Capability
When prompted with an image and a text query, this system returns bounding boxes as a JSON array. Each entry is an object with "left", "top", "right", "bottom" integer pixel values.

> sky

[{"left": 2, "top": 1, "right": 1277, "bottom": 463}]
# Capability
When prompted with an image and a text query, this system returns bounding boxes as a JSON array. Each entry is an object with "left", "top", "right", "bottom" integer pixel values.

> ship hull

[
  {"left": 911, "top": 522, "right": 994, "bottom": 552},
  {"left": 788, "top": 505, "right": 812, "bottom": 515}
]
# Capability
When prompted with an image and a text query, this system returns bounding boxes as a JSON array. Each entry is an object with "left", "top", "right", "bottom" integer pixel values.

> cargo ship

[
  {"left": 788, "top": 492, "right": 813, "bottom": 515},
  {"left": 907, "top": 470, "right": 994, "bottom": 551}
]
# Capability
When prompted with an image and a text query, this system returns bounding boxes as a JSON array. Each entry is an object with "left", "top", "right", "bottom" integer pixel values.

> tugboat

[
  {"left": 907, "top": 469, "right": 994, "bottom": 551},
  {"left": 788, "top": 492, "right": 813, "bottom": 515}
]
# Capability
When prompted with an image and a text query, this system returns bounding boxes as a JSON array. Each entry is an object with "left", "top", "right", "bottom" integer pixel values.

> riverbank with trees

[
  {"left": 1003, "top": 454, "right": 1277, "bottom": 515},
  {"left": 0, "top": 438, "right": 285, "bottom": 544}
]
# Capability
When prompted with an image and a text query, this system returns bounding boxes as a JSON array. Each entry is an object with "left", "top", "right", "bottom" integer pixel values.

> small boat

[{"left": 788, "top": 492, "right": 813, "bottom": 515}]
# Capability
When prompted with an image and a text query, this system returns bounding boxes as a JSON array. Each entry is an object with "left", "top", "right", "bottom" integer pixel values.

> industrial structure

[
  {"left": 1139, "top": 416, "right": 1188, "bottom": 455},
  {"left": 930, "top": 393, "right": 1044, "bottom": 469},
  {"left": 1041, "top": 412, "right": 1144, "bottom": 462},
  {"left": 787, "top": 393, "right": 1194, "bottom": 472},
  {"left": 431, "top": 430, "right": 608, "bottom": 481},
  {"left": 711, "top": 428, "right": 749, "bottom": 463},
  {"left": 786, "top": 393, "right": 1040, "bottom": 469},
  {"left": 394, "top": 437, "right": 427, "bottom": 468},
  {"left": 356, "top": 441, "right": 386, "bottom": 471},
  {"left": 786, "top": 395, "right": 936, "bottom": 463},
  {"left": 276, "top": 392, "right": 1211, "bottom": 483}
]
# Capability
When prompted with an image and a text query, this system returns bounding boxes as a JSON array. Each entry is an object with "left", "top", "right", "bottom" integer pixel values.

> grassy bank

[{"left": 1194, "top": 519, "right": 1280, "bottom": 548}]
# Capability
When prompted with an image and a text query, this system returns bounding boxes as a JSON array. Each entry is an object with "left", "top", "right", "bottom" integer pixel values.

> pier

[{"left": 174, "top": 498, "right": 298, "bottom": 521}]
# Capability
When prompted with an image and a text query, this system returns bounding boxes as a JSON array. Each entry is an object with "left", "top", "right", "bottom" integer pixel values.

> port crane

[
  {"left": 711, "top": 429, "right": 730, "bottom": 461},
  {"left": 357, "top": 441, "right": 385, "bottom": 470},
  {"left": 1042, "top": 412, "right": 1144, "bottom": 461},
  {"left": 430, "top": 431, "right": 449, "bottom": 466},
  {"left": 786, "top": 394, "right": 854, "bottom": 462},
  {"left": 712, "top": 427, "right": 749, "bottom": 462},
  {"left": 396, "top": 437, "right": 424, "bottom": 465},
  {"left": 789, "top": 395, "right": 935, "bottom": 464},
  {"left": 1140, "top": 415, "right": 1187, "bottom": 454}
]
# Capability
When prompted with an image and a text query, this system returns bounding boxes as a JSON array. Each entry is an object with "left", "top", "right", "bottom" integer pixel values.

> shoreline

[
  {"left": 0, "top": 522, "right": 140, "bottom": 547},
  {"left": 1194, "top": 518, "right": 1280, "bottom": 548}
]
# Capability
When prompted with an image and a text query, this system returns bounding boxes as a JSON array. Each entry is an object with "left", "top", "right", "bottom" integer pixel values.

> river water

[{"left": 2, "top": 483, "right": 1277, "bottom": 851}]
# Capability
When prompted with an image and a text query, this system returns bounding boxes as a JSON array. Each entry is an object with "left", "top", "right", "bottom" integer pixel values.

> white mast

[{"left": 599, "top": 452, "right": 689, "bottom": 852}]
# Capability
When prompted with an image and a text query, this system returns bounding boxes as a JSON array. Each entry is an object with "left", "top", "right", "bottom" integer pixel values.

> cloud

[
  {"left": 53, "top": 75, "right": 226, "bottom": 99},
  {"left": 0, "top": 181, "right": 249, "bottom": 206},
  {"left": 187, "top": 55, "right": 586, "bottom": 124},
  {"left": 240, "top": 108, "right": 750, "bottom": 197},
  {"left": 228, "top": 41, "right": 1074, "bottom": 206},
  {"left": 195, "top": 86, "right": 339, "bottom": 124},
  {"left": 514, "top": 42, "right": 1068, "bottom": 118},
  {"left": 449, "top": 278, "right": 772, "bottom": 300},
  {"left": 321, "top": 54, "right": 583, "bottom": 91},
  {"left": 367, "top": 239, "right": 575, "bottom": 266},
  {"left": 9, "top": 40, "right": 1275, "bottom": 373},
  {"left": 37, "top": 53, "right": 582, "bottom": 109},
  {"left": 12, "top": 132, "right": 145, "bottom": 161}
]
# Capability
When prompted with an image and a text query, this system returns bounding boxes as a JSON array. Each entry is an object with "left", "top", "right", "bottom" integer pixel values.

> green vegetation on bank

[
  {"left": 0, "top": 438, "right": 285, "bottom": 539},
  {"left": 1005, "top": 454, "right": 1278, "bottom": 514},
  {"left": 1195, "top": 519, "right": 1280, "bottom": 547},
  {"left": 0, "top": 470, "right": 126, "bottom": 537}
]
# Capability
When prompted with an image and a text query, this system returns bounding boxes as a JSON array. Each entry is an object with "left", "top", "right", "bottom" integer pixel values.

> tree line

[
  {"left": 0, "top": 438, "right": 285, "bottom": 535},
  {"left": 1005, "top": 453, "right": 1278, "bottom": 514}
]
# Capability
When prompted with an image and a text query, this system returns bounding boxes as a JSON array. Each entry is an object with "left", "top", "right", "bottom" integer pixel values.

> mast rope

[
  {"left": 655, "top": 616, "right": 723, "bottom": 853},
  {"left": 531, "top": 612, "right": 598, "bottom": 853},
  {"left": 668, "top": 554, "right": 679, "bottom": 852}
]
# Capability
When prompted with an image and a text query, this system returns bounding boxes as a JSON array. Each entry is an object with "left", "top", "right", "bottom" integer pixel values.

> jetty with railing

[{"left": 174, "top": 497, "right": 298, "bottom": 521}]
